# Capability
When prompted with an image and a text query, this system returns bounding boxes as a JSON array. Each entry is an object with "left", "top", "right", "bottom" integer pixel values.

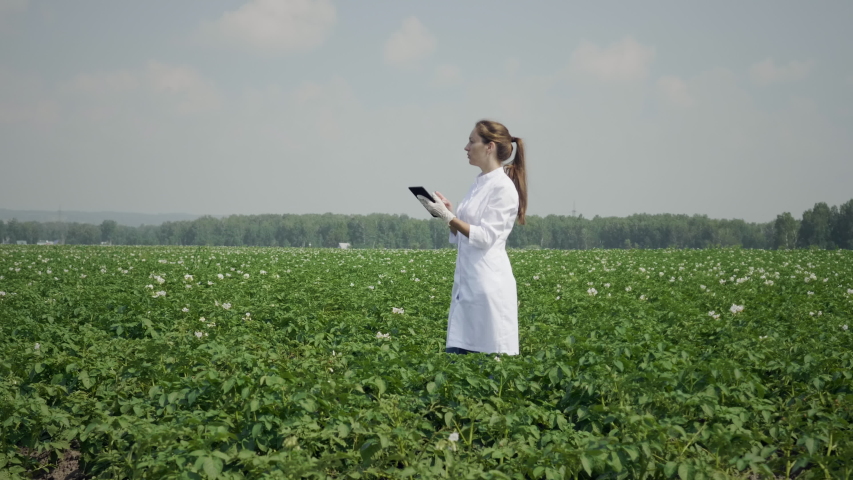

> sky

[{"left": 1, "top": 0, "right": 852, "bottom": 223}]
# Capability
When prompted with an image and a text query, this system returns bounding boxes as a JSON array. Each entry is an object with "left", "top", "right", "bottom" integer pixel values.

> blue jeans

[{"left": 445, "top": 346, "right": 478, "bottom": 355}]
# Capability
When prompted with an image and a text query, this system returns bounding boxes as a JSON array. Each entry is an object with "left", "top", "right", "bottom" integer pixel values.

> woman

[{"left": 418, "top": 119, "right": 527, "bottom": 355}]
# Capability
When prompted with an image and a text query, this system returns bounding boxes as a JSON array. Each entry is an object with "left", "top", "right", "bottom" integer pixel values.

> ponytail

[
  {"left": 506, "top": 137, "right": 527, "bottom": 225},
  {"left": 475, "top": 120, "right": 528, "bottom": 225}
]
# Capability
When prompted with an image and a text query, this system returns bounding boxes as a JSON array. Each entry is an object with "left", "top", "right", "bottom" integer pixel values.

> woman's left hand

[
  {"left": 434, "top": 191, "right": 453, "bottom": 212},
  {"left": 418, "top": 193, "right": 456, "bottom": 225}
]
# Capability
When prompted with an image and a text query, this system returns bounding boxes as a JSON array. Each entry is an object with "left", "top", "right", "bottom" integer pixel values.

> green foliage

[
  {"left": 1, "top": 246, "right": 852, "bottom": 478},
  {"left": 4, "top": 198, "right": 853, "bottom": 250}
]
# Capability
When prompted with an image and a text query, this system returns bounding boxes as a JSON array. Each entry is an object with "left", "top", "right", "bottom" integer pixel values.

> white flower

[
  {"left": 244, "top": 312, "right": 251, "bottom": 318},
  {"left": 154, "top": 275, "right": 165, "bottom": 284},
  {"left": 34, "top": 342, "right": 40, "bottom": 351},
  {"left": 181, "top": 307, "right": 189, "bottom": 313},
  {"left": 448, "top": 432, "right": 459, "bottom": 442},
  {"left": 199, "top": 317, "right": 206, "bottom": 322},
  {"left": 604, "top": 283, "right": 610, "bottom": 288},
  {"left": 392, "top": 307, "right": 404, "bottom": 314},
  {"left": 184, "top": 274, "right": 193, "bottom": 280},
  {"left": 639, "top": 295, "right": 646, "bottom": 301},
  {"left": 719, "top": 279, "right": 726, "bottom": 285},
  {"left": 222, "top": 303, "right": 231, "bottom": 310},
  {"left": 847, "top": 288, "right": 853, "bottom": 295},
  {"left": 207, "top": 281, "right": 214, "bottom": 285},
  {"left": 556, "top": 296, "right": 560, "bottom": 300},
  {"left": 708, "top": 311, "right": 716, "bottom": 317},
  {"left": 376, "top": 331, "right": 390, "bottom": 339},
  {"left": 804, "top": 277, "right": 811, "bottom": 283},
  {"left": 80, "top": 274, "right": 87, "bottom": 279},
  {"left": 729, "top": 304, "right": 744, "bottom": 314},
  {"left": 809, "top": 312, "right": 815, "bottom": 316},
  {"left": 260, "top": 270, "right": 267, "bottom": 275},
  {"left": 243, "top": 273, "right": 250, "bottom": 279},
  {"left": 153, "top": 291, "right": 166, "bottom": 298},
  {"left": 194, "top": 331, "right": 205, "bottom": 339},
  {"left": 414, "top": 278, "right": 420, "bottom": 282},
  {"left": 759, "top": 335, "right": 768, "bottom": 340},
  {"left": 217, "top": 273, "right": 224, "bottom": 280},
  {"left": 494, "top": 356, "right": 501, "bottom": 362},
  {"left": 843, "top": 325, "right": 848, "bottom": 331},
  {"left": 401, "top": 269, "right": 406, "bottom": 273},
  {"left": 185, "top": 284, "right": 192, "bottom": 289},
  {"left": 159, "top": 259, "right": 168, "bottom": 264},
  {"left": 807, "top": 291, "right": 814, "bottom": 295},
  {"left": 765, "top": 280, "right": 774, "bottom": 286},
  {"left": 368, "top": 285, "right": 374, "bottom": 290},
  {"left": 0, "top": 291, "right": 5, "bottom": 296},
  {"left": 625, "top": 286, "right": 632, "bottom": 292},
  {"left": 587, "top": 288, "right": 597, "bottom": 296},
  {"left": 533, "top": 275, "right": 539, "bottom": 280}
]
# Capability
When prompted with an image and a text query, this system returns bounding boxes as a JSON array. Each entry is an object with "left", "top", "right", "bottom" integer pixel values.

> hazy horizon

[{"left": 2, "top": 1, "right": 852, "bottom": 224}]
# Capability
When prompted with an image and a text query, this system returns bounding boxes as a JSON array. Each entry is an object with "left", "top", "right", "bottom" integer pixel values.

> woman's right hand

[{"left": 434, "top": 191, "right": 453, "bottom": 213}]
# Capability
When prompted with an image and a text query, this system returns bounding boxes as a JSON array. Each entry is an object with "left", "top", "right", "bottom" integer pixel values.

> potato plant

[{"left": 1, "top": 246, "right": 851, "bottom": 479}]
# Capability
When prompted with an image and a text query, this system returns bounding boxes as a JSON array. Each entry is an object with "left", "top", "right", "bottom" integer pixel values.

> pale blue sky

[{"left": 1, "top": 0, "right": 852, "bottom": 222}]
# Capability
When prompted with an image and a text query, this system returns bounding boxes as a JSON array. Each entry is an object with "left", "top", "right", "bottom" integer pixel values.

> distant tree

[
  {"left": 798, "top": 202, "right": 832, "bottom": 249},
  {"left": 831, "top": 199, "right": 853, "bottom": 249},
  {"left": 0, "top": 220, "right": 5, "bottom": 243},
  {"left": 773, "top": 212, "right": 799, "bottom": 249},
  {"left": 66, "top": 223, "right": 100, "bottom": 244},
  {"left": 100, "top": 220, "right": 117, "bottom": 243}
]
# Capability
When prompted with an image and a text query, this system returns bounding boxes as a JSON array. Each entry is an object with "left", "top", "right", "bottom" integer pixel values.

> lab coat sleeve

[{"left": 467, "top": 186, "right": 518, "bottom": 250}]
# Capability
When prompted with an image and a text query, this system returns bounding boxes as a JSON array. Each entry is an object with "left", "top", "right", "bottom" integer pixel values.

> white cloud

[
  {"left": 293, "top": 77, "right": 355, "bottom": 105},
  {"left": 63, "top": 63, "right": 221, "bottom": 115},
  {"left": 196, "top": 0, "right": 336, "bottom": 54},
  {"left": 749, "top": 58, "right": 813, "bottom": 85},
  {"left": 68, "top": 70, "right": 139, "bottom": 94},
  {"left": 0, "top": 100, "right": 57, "bottom": 124},
  {"left": 432, "top": 64, "right": 461, "bottom": 87},
  {"left": 0, "top": 69, "right": 58, "bottom": 124},
  {"left": 656, "top": 75, "right": 694, "bottom": 107},
  {"left": 146, "top": 62, "right": 221, "bottom": 113},
  {"left": 383, "top": 16, "right": 436, "bottom": 68},
  {"left": 570, "top": 37, "right": 655, "bottom": 82}
]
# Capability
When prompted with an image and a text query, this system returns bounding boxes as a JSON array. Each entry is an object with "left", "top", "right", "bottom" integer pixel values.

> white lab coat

[{"left": 447, "top": 167, "right": 519, "bottom": 355}]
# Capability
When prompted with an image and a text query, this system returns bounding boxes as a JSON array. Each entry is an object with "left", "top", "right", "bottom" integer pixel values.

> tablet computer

[{"left": 408, "top": 187, "right": 439, "bottom": 217}]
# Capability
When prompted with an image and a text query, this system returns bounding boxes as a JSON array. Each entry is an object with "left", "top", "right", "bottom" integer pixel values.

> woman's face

[{"left": 465, "top": 128, "right": 490, "bottom": 167}]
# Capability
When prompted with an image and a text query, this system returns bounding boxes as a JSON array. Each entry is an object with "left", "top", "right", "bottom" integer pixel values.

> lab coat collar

[{"left": 475, "top": 166, "right": 507, "bottom": 185}]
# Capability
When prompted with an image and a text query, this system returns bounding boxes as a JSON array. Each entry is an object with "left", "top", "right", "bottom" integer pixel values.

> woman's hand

[
  {"left": 434, "top": 191, "right": 453, "bottom": 212},
  {"left": 434, "top": 192, "right": 459, "bottom": 234},
  {"left": 417, "top": 193, "right": 456, "bottom": 225}
]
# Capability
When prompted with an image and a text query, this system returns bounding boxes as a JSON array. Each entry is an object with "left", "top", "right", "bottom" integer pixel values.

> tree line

[{"left": 1, "top": 200, "right": 851, "bottom": 250}]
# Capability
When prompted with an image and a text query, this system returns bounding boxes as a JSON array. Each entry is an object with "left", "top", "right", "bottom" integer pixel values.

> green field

[{"left": 1, "top": 246, "right": 852, "bottom": 479}]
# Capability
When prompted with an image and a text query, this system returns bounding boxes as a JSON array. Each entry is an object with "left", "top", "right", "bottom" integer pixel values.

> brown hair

[{"left": 474, "top": 119, "right": 528, "bottom": 224}]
